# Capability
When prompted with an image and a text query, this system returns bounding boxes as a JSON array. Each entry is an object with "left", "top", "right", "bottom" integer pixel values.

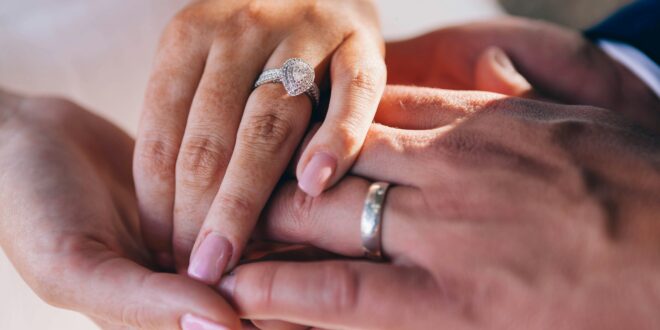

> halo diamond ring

[{"left": 254, "top": 58, "right": 320, "bottom": 107}]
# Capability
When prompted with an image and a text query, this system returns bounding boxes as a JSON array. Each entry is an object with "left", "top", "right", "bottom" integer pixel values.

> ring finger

[
  {"left": 261, "top": 176, "right": 422, "bottom": 260},
  {"left": 187, "top": 32, "right": 342, "bottom": 285}
]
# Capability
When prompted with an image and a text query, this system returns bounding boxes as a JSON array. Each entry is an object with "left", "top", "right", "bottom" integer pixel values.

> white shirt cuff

[{"left": 597, "top": 39, "right": 660, "bottom": 98}]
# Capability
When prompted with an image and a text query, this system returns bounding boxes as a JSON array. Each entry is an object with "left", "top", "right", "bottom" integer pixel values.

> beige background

[{"left": 0, "top": 1, "right": 502, "bottom": 329}]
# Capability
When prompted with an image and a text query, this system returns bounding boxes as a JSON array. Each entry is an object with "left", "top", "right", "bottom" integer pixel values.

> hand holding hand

[
  {"left": 0, "top": 91, "right": 240, "bottom": 330},
  {"left": 386, "top": 18, "right": 660, "bottom": 132},
  {"left": 221, "top": 86, "right": 660, "bottom": 329},
  {"left": 133, "top": 0, "right": 387, "bottom": 284}
]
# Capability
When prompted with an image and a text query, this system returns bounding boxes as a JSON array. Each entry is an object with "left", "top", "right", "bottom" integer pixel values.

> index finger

[{"left": 218, "top": 261, "right": 444, "bottom": 330}]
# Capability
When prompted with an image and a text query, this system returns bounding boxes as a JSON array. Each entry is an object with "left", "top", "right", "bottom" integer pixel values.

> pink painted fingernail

[
  {"left": 181, "top": 313, "right": 230, "bottom": 330},
  {"left": 298, "top": 152, "right": 336, "bottom": 197},
  {"left": 188, "top": 232, "right": 233, "bottom": 285}
]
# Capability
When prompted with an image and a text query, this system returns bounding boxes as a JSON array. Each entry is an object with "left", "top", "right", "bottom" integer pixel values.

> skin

[
  {"left": 385, "top": 17, "right": 660, "bottom": 132},
  {"left": 133, "top": 0, "right": 386, "bottom": 282},
  {"left": 0, "top": 91, "right": 240, "bottom": 330},
  {"left": 222, "top": 85, "right": 660, "bottom": 330},
  {"left": 3, "top": 17, "right": 659, "bottom": 330}
]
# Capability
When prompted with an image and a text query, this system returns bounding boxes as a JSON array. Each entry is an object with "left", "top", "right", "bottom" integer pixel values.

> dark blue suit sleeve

[{"left": 585, "top": 0, "right": 660, "bottom": 66}]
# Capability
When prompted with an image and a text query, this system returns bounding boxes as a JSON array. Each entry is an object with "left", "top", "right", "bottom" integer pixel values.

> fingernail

[
  {"left": 188, "top": 232, "right": 233, "bottom": 285},
  {"left": 181, "top": 313, "right": 230, "bottom": 330},
  {"left": 491, "top": 47, "right": 515, "bottom": 72},
  {"left": 298, "top": 152, "right": 336, "bottom": 197},
  {"left": 217, "top": 272, "right": 236, "bottom": 300}
]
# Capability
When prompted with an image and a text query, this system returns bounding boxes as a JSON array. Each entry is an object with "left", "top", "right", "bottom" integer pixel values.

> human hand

[
  {"left": 133, "top": 0, "right": 386, "bottom": 284},
  {"left": 0, "top": 90, "right": 240, "bottom": 330},
  {"left": 386, "top": 18, "right": 660, "bottom": 132},
  {"left": 219, "top": 86, "right": 660, "bottom": 329}
]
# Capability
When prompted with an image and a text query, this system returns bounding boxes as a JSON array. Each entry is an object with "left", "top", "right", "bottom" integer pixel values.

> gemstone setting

[{"left": 281, "top": 58, "right": 315, "bottom": 97}]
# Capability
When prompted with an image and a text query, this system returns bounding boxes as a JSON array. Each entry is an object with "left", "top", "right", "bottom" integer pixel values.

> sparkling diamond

[{"left": 282, "top": 58, "right": 314, "bottom": 96}]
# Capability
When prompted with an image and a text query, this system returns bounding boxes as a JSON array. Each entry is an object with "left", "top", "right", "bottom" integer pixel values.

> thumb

[
  {"left": 60, "top": 256, "right": 241, "bottom": 330},
  {"left": 474, "top": 47, "right": 532, "bottom": 96}
]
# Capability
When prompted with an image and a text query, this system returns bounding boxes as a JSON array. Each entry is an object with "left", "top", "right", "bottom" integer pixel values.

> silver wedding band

[
  {"left": 254, "top": 58, "right": 320, "bottom": 107},
  {"left": 361, "top": 181, "right": 391, "bottom": 260}
]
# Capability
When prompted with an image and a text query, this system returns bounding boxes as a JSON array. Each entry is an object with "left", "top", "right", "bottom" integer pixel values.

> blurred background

[{"left": 0, "top": 0, "right": 632, "bottom": 328}]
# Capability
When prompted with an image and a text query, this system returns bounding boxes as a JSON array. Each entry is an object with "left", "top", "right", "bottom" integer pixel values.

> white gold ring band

[{"left": 361, "top": 181, "right": 390, "bottom": 260}]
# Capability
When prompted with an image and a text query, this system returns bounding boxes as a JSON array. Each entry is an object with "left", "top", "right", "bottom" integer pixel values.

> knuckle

[
  {"left": 215, "top": 192, "right": 254, "bottom": 220},
  {"left": 434, "top": 129, "right": 482, "bottom": 158},
  {"left": 333, "top": 123, "right": 363, "bottom": 155},
  {"left": 302, "top": 0, "right": 326, "bottom": 22},
  {"left": 241, "top": 110, "right": 296, "bottom": 154},
  {"left": 248, "top": 263, "right": 280, "bottom": 310},
  {"left": 318, "top": 263, "right": 360, "bottom": 314},
  {"left": 177, "top": 135, "right": 231, "bottom": 185},
  {"left": 278, "top": 187, "right": 317, "bottom": 239},
  {"left": 549, "top": 118, "right": 593, "bottom": 143},
  {"left": 118, "top": 276, "right": 159, "bottom": 328},
  {"left": 135, "top": 135, "right": 179, "bottom": 179},
  {"left": 234, "top": 0, "right": 269, "bottom": 27},
  {"left": 166, "top": 7, "right": 206, "bottom": 43},
  {"left": 346, "top": 67, "right": 381, "bottom": 95},
  {"left": 120, "top": 301, "right": 149, "bottom": 329}
]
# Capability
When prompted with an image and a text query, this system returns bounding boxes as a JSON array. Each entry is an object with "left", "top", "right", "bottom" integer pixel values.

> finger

[
  {"left": 58, "top": 254, "right": 240, "bottom": 330},
  {"left": 261, "top": 177, "right": 423, "bottom": 259},
  {"left": 374, "top": 85, "right": 491, "bottom": 129},
  {"left": 172, "top": 30, "right": 274, "bottom": 272},
  {"left": 187, "top": 34, "right": 340, "bottom": 285},
  {"left": 134, "top": 18, "right": 211, "bottom": 263},
  {"left": 296, "top": 33, "right": 386, "bottom": 197},
  {"left": 251, "top": 320, "right": 308, "bottom": 330},
  {"left": 218, "top": 261, "right": 444, "bottom": 330},
  {"left": 474, "top": 47, "right": 532, "bottom": 96}
]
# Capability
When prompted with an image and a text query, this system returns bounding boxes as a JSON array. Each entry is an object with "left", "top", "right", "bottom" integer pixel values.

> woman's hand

[
  {"left": 0, "top": 91, "right": 240, "bottom": 330},
  {"left": 219, "top": 86, "right": 660, "bottom": 329},
  {"left": 133, "top": 0, "right": 386, "bottom": 284},
  {"left": 386, "top": 17, "right": 660, "bottom": 132}
]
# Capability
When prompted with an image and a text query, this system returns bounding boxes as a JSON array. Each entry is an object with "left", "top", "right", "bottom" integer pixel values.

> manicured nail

[
  {"left": 298, "top": 152, "right": 336, "bottom": 197},
  {"left": 218, "top": 272, "right": 237, "bottom": 300},
  {"left": 181, "top": 313, "right": 230, "bottom": 330},
  {"left": 188, "top": 232, "right": 233, "bottom": 285}
]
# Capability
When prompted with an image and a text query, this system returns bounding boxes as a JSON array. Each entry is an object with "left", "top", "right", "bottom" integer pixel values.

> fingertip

[
  {"left": 475, "top": 47, "right": 532, "bottom": 96},
  {"left": 188, "top": 232, "right": 233, "bottom": 285},
  {"left": 298, "top": 151, "right": 337, "bottom": 197}
]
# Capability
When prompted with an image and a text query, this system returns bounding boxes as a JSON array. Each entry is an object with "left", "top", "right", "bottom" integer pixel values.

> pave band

[{"left": 254, "top": 58, "right": 320, "bottom": 107}]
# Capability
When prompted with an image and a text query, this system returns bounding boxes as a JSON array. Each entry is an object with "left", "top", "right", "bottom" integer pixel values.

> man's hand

[
  {"left": 0, "top": 90, "right": 240, "bottom": 330},
  {"left": 219, "top": 86, "right": 660, "bottom": 329},
  {"left": 386, "top": 17, "right": 660, "bottom": 132}
]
